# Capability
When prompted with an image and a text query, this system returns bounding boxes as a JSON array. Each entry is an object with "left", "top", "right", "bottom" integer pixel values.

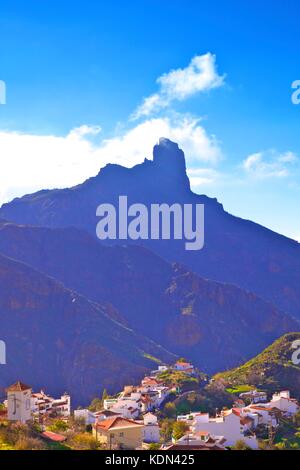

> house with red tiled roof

[
  {"left": 31, "top": 390, "right": 70, "bottom": 418},
  {"left": 74, "top": 408, "right": 121, "bottom": 425},
  {"left": 93, "top": 416, "right": 144, "bottom": 449},
  {"left": 247, "top": 404, "right": 281, "bottom": 427},
  {"left": 270, "top": 391, "right": 299, "bottom": 415},
  {"left": 41, "top": 431, "right": 67, "bottom": 442},
  {"left": 141, "top": 376, "right": 162, "bottom": 387},
  {"left": 6, "top": 381, "right": 32, "bottom": 424},
  {"left": 174, "top": 361, "right": 194, "bottom": 374},
  {"left": 5, "top": 381, "right": 71, "bottom": 423}
]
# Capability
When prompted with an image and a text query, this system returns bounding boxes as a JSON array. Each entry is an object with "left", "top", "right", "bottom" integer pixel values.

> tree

[
  {"left": 48, "top": 419, "right": 69, "bottom": 433},
  {"left": 164, "top": 402, "right": 176, "bottom": 419},
  {"left": 148, "top": 443, "right": 160, "bottom": 450},
  {"left": 88, "top": 389, "right": 110, "bottom": 412},
  {"left": 231, "top": 439, "right": 251, "bottom": 450},
  {"left": 88, "top": 398, "right": 103, "bottom": 412},
  {"left": 160, "top": 419, "right": 174, "bottom": 442},
  {"left": 294, "top": 411, "right": 300, "bottom": 426},
  {"left": 172, "top": 421, "right": 189, "bottom": 441}
]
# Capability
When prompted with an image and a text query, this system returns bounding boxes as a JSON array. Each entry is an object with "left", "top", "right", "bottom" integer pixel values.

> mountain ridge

[
  {"left": 0, "top": 219, "right": 298, "bottom": 374},
  {"left": 1, "top": 138, "right": 299, "bottom": 321},
  {"left": 0, "top": 251, "right": 176, "bottom": 404}
]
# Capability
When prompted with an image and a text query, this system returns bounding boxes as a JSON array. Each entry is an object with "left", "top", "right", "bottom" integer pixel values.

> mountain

[
  {"left": 1, "top": 138, "right": 300, "bottom": 321},
  {"left": 0, "top": 220, "right": 298, "bottom": 373},
  {"left": 214, "top": 333, "right": 300, "bottom": 399},
  {"left": 0, "top": 252, "right": 176, "bottom": 405}
]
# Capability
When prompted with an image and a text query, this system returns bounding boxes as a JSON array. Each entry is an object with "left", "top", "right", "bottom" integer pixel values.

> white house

[
  {"left": 239, "top": 390, "right": 267, "bottom": 403},
  {"left": 103, "top": 398, "right": 118, "bottom": 410},
  {"left": 104, "top": 393, "right": 142, "bottom": 419},
  {"left": 151, "top": 365, "right": 169, "bottom": 375},
  {"left": 31, "top": 390, "right": 71, "bottom": 417},
  {"left": 176, "top": 431, "right": 226, "bottom": 448},
  {"left": 178, "top": 409, "right": 258, "bottom": 449},
  {"left": 247, "top": 405, "right": 279, "bottom": 427},
  {"left": 6, "top": 381, "right": 32, "bottom": 423},
  {"left": 143, "top": 413, "right": 160, "bottom": 443},
  {"left": 151, "top": 386, "right": 171, "bottom": 407},
  {"left": 74, "top": 408, "right": 121, "bottom": 425},
  {"left": 74, "top": 409, "right": 98, "bottom": 425},
  {"left": 109, "top": 403, "right": 140, "bottom": 419},
  {"left": 270, "top": 391, "right": 299, "bottom": 415}
]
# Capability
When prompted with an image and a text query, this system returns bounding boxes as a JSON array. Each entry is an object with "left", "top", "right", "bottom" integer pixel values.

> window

[
  {"left": 11, "top": 394, "right": 16, "bottom": 415},
  {"left": 119, "top": 432, "right": 124, "bottom": 437}
]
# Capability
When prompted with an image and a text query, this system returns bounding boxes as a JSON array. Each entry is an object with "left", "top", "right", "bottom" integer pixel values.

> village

[{"left": 0, "top": 359, "right": 299, "bottom": 450}]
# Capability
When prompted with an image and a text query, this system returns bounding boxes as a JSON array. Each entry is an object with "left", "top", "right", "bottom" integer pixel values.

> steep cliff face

[
  {"left": 1, "top": 138, "right": 300, "bottom": 319},
  {"left": 0, "top": 253, "right": 176, "bottom": 404},
  {"left": 0, "top": 220, "right": 298, "bottom": 374},
  {"left": 0, "top": 138, "right": 300, "bottom": 398}
]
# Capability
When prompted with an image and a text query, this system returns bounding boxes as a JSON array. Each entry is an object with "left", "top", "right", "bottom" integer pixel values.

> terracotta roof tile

[
  {"left": 42, "top": 431, "right": 66, "bottom": 442},
  {"left": 6, "top": 381, "right": 31, "bottom": 392},
  {"left": 94, "top": 416, "right": 143, "bottom": 431}
]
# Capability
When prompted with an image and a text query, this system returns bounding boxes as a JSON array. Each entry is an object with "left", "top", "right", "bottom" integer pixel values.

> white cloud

[
  {"left": 243, "top": 150, "right": 298, "bottom": 179},
  {"left": 0, "top": 115, "right": 222, "bottom": 205},
  {"left": 0, "top": 54, "right": 226, "bottom": 205},
  {"left": 133, "top": 53, "right": 225, "bottom": 119},
  {"left": 187, "top": 168, "right": 221, "bottom": 187},
  {"left": 68, "top": 124, "right": 102, "bottom": 138}
]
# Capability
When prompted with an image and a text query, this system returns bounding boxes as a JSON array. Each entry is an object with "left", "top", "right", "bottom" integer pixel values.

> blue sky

[{"left": 0, "top": 0, "right": 300, "bottom": 240}]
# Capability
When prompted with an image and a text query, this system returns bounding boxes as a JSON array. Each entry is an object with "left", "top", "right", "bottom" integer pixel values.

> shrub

[
  {"left": 69, "top": 432, "right": 101, "bottom": 450},
  {"left": 14, "top": 437, "right": 45, "bottom": 450},
  {"left": 172, "top": 421, "right": 189, "bottom": 441},
  {"left": 48, "top": 419, "right": 69, "bottom": 433}
]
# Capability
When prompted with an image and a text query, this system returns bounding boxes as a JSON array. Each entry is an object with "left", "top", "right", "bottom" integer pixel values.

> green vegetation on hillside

[
  {"left": 157, "top": 369, "right": 198, "bottom": 388},
  {"left": 273, "top": 412, "right": 300, "bottom": 450},
  {"left": 225, "top": 385, "right": 255, "bottom": 394},
  {"left": 214, "top": 333, "right": 300, "bottom": 399},
  {"left": 142, "top": 353, "right": 162, "bottom": 364},
  {"left": 159, "top": 380, "right": 235, "bottom": 418}
]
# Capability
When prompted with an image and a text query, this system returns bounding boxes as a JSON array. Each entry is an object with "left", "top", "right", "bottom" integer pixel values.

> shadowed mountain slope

[
  {"left": 0, "top": 252, "right": 176, "bottom": 405},
  {"left": 0, "top": 220, "right": 298, "bottom": 373},
  {"left": 1, "top": 138, "right": 300, "bottom": 321}
]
